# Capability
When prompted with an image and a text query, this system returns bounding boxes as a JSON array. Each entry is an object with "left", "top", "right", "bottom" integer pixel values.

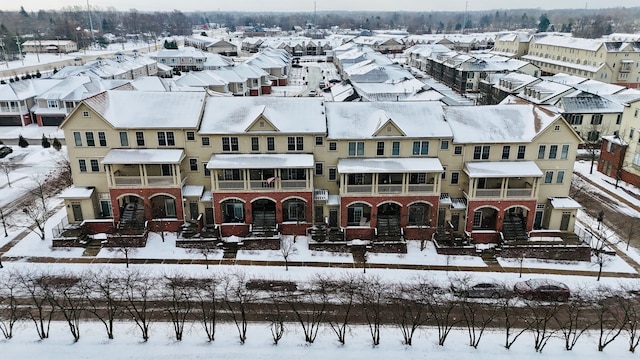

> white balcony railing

[
  {"left": 218, "top": 181, "right": 244, "bottom": 190},
  {"left": 377, "top": 184, "right": 403, "bottom": 193},
  {"left": 250, "top": 181, "right": 275, "bottom": 189},
  {"left": 346, "top": 184, "right": 372, "bottom": 193},
  {"left": 147, "top": 176, "right": 175, "bottom": 186},
  {"left": 408, "top": 184, "right": 435, "bottom": 193},
  {"left": 114, "top": 176, "right": 142, "bottom": 186},
  {"left": 475, "top": 189, "right": 501, "bottom": 198},
  {"left": 281, "top": 180, "right": 307, "bottom": 189},
  {"left": 506, "top": 188, "right": 533, "bottom": 198}
]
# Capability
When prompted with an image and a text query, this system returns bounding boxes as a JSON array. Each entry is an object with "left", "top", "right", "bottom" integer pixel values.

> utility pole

[
  {"left": 14, "top": 36, "right": 24, "bottom": 65},
  {"left": 0, "top": 38, "right": 9, "bottom": 69},
  {"left": 87, "top": 0, "right": 96, "bottom": 45},
  {"left": 1, "top": 208, "right": 8, "bottom": 237}
]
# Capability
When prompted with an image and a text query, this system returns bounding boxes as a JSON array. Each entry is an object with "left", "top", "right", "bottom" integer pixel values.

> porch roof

[
  {"left": 549, "top": 197, "right": 582, "bottom": 209},
  {"left": 58, "top": 186, "right": 94, "bottom": 199},
  {"left": 206, "top": 153, "right": 314, "bottom": 169},
  {"left": 102, "top": 149, "right": 185, "bottom": 165},
  {"left": 464, "top": 161, "right": 543, "bottom": 178},
  {"left": 182, "top": 185, "right": 204, "bottom": 198},
  {"left": 337, "top": 157, "right": 444, "bottom": 174}
]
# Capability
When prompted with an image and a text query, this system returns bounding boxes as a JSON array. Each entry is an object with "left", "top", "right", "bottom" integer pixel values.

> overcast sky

[{"left": 10, "top": 0, "right": 640, "bottom": 12}]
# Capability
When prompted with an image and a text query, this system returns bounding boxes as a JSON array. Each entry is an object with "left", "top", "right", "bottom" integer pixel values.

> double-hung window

[
  {"left": 537, "top": 145, "right": 546, "bottom": 159},
  {"left": 288, "top": 136, "right": 304, "bottom": 151},
  {"left": 98, "top": 132, "right": 107, "bottom": 146},
  {"left": 222, "top": 137, "right": 239, "bottom": 152},
  {"left": 392, "top": 141, "right": 400, "bottom": 155},
  {"left": 136, "top": 132, "right": 145, "bottom": 146},
  {"left": 251, "top": 137, "right": 259, "bottom": 152},
  {"left": 119, "top": 132, "right": 129, "bottom": 146},
  {"left": 157, "top": 131, "right": 175, "bottom": 146},
  {"left": 548, "top": 145, "right": 558, "bottom": 159},
  {"left": 85, "top": 132, "right": 95, "bottom": 147},
  {"left": 473, "top": 145, "right": 490, "bottom": 159},
  {"left": 502, "top": 145, "right": 510, "bottom": 160},
  {"left": 348, "top": 141, "right": 365, "bottom": 156},
  {"left": 412, "top": 141, "right": 429, "bottom": 155},
  {"left": 377, "top": 142, "right": 384, "bottom": 156}
]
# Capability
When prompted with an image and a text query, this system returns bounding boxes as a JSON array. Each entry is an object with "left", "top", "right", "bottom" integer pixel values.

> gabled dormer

[
  {"left": 372, "top": 112, "right": 406, "bottom": 137},
  {"left": 244, "top": 105, "right": 280, "bottom": 132}
]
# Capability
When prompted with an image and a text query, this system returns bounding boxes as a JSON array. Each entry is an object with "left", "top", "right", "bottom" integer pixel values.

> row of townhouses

[
  {"left": 493, "top": 32, "right": 640, "bottom": 88},
  {"left": 58, "top": 92, "right": 584, "bottom": 256}
]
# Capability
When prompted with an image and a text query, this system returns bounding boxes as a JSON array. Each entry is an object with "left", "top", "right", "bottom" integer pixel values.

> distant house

[{"left": 21, "top": 40, "right": 77, "bottom": 54}]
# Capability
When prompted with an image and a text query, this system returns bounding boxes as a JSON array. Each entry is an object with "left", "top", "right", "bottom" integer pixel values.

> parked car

[
  {"left": 328, "top": 78, "right": 341, "bottom": 83},
  {"left": 514, "top": 278, "right": 570, "bottom": 302},
  {"left": 453, "top": 279, "right": 511, "bottom": 299},
  {"left": 0, "top": 145, "right": 13, "bottom": 159},
  {"left": 246, "top": 279, "right": 297, "bottom": 292},
  {"left": 308, "top": 90, "right": 317, "bottom": 97}
]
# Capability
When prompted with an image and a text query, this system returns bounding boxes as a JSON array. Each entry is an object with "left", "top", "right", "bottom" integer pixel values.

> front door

[
  {"left": 438, "top": 208, "right": 446, "bottom": 227},
  {"left": 560, "top": 212, "right": 571, "bottom": 231},
  {"left": 205, "top": 207, "right": 214, "bottom": 224},
  {"left": 451, "top": 213, "right": 460, "bottom": 232},
  {"left": 189, "top": 202, "right": 199, "bottom": 221},
  {"left": 329, "top": 209, "right": 338, "bottom": 228},
  {"left": 314, "top": 205, "right": 324, "bottom": 224},
  {"left": 71, "top": 202, "right": 83, "bottom": 222},
  {"left": 534, "top": 210, "right": 544, "bottom": 230}
]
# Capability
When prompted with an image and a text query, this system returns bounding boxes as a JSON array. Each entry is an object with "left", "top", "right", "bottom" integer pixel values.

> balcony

[
  {"left": 408, "top": 184, "right": 434, "bottom": 193},
  {"left": 218, "top": 181, "right": 244, "bottom": 190},
  {"left": 377, "top": 184, "right": 403, "bottom": 194},
  {"left": 114, "top": 176, "right": 143, "bottom": 186},
  {"left": 346, "top": 184, "right": 373, "bottom": 193},
  {"left": 281, "top": 180, "right": 307, "bottom": 189}
]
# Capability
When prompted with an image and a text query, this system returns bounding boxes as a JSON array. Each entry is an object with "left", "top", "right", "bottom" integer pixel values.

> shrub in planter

[
  {"left": 18, "top": 135, "right": 29, "bottom": 148},
  {"left": 41, "top": 134, "right": 51, "bottom": 148},
  {"left": 52, "top": 137, "right": 62, "bottom": 151}
]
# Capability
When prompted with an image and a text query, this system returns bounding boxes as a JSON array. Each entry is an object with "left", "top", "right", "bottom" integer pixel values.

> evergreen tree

[
  {"left": 537, "top": 14, "right": 551, "bottom": 33},
  {"left": 18, "top": 135, "right": 29, "bottom": 148},
  {"left": 41, "top": 134, "right": 50, "bottom": 148},
  {"left": 52, "top": 137, "right": 62, "bottom": 151}
]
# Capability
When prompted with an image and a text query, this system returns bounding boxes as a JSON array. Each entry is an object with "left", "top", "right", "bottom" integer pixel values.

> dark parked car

[
  {"left": 328, "top": 78, "right": 341, "bottom": 83},
  {"left": 514, "top": 278, "right": 570, "bottom": 302},
  {"left": 453, "top": 280, "right": 511, "bottom": 299},
  {"left": 0, "top": 146, "right": 13, "bottom": 158}
]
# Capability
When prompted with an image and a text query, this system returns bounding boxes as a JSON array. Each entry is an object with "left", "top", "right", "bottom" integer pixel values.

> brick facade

[
  {"left": 109, "top": 187, "right": 185, "bottom": 229},
  {"left": 213, "top": 191, "right": 313, "bottom": 237}
]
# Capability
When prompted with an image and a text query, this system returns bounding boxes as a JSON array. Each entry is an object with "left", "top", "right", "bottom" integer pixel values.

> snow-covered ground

[{"left": 0, "top": 321, "right": 638, "bottom": 360}]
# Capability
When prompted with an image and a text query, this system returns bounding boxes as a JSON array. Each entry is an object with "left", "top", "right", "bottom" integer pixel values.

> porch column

[
  {"left": 173, "top": 164, "right": 180, "bottom": 185},
  {"left": 533, "top": 178, "right": 540, "bottom": 198},
  {"left": 212, "top": 170, "right": 218, "bottom": 191},
  {"left": 340, "top": 174, "right": 345, "bottom": 194},
  {"left": 243, "top": 170, "right": 249, "bottom": 190},
  {"left": 372, "top": 173, "right": 377, "bottom": 195},
  {"left": 140, "top": 164, "right": 147, "bottom": 186},
  {"left": 435, "top": 172, "right": 441, "bottom": 194},
  {"left": 402, "top": 173, "right": 408, "bottom": 193},
  {"left": 501, "top": 177, "right": 509, "bottom": 198},
  {"left": 106, "top": 165, "right": 113, "bottom": 187}
]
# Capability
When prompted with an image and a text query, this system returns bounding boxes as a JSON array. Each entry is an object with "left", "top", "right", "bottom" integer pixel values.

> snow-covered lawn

[
  {"left": 0, "top": 320, "right": 638, "bottom": 359},
  {"left": 368, "top": 240, "right": 487, "bottom": 267}
]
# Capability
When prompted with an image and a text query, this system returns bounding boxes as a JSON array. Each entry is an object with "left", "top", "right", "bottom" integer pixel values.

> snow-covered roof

[
  {"left": 182, "top": 185, "right": 204, "bottom": 198},
  {"left": 81, "top": 90, "right": 206, "bottom": 129},
  {"left": 549, "top": 197, "right": 582, "bottom": 209},
  {"left": 338, "top": 158, "right": 444, "bottom": 174},
  {"left": 207, "top": 154, "right": 314, "bottom": 169},
  {"left": 200, "top": 97, "right": 326, "bottom": 134},
  {"left": 464, "top": 161, "right": 543, "bottom": 178},
  {"left": 533, "top": 34, "right": 603, "bottom": 52},
  {"left": 325, "top": 102, "right": 451, "bottom": 139},
  {"left": 602, "top": 135, "right": 628, "bottom": 146},
  {"left": 445, "top": 104, "right": 559, "bottom": 143},
  {"left": 58, "top": 186, "right": 95, "bottom": 199},
  {"left": 572, "top": 80, "right": 627, "bottom": 96},
  {"left": 102, "top": 149, "right": 185, "bottom": 164},
  {"left": 558, "top": 96, "right": 623, "bottom": 114}
]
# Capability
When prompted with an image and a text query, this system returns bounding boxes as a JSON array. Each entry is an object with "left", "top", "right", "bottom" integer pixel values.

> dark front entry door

[
  {"left": 329, "top": 209, "right": 338, "bottom": 228},
  {"left": 205, "top": 207, "right": 214, "bottom": 224},
  {"left": 72, "top": 203, "right": 83, "bottom": 222}
]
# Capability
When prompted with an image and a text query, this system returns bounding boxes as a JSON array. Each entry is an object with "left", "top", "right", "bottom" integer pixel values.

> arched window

[
  {"left": 150, "top": 195, "right": 176, "bottom": 218},
  {"left": 408, "top": 203, "right": 431, "bottom": 226},
  {"left": 222, "top": 199, "right": 244, "bottom": 223},
  {"left": 347, "top": 203, "right": 372, "bottom": 226},
  {"left": 283, "top": 199, "right": 306, "bottom": 222}
]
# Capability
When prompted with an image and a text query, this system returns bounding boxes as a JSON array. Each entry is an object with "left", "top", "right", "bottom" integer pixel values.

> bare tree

[
  {"left": 163, "top": 274, "right": 193, "bottom": 341},
  {"left": 190, "top": 243, "right": 220, "bottom": 269},
  {"left": 326, "top": 273, "right": 358, "bottom": 345},
  {"left": 279, "top": 236, "right": 297, "bottom": 271},
  {"left": 620, "top": 293, "right": 640, "bottom": 352},
  {"left": 591, "top": 226, "right": 614, "bottom": 281},
  {"left": 114, "top": 243, "right": 137, "bottom": 268},
  {"left": 122, "top": 270, "right": 156, "bottom": 342},
  {"left": 20, "top": 175, "right": 55, "bottom": 240},
  {"left": 266, "top": 291, "right": 286, "bottom": 345},
  {"left": 500, "top": 294, "right": 529, "bottom": 349},
  {"left": 553, "top": 289, "right": 597, "bottom": 350},
  {"left": 418, "top": 277, "right": 461, "bottom": 346},
  {"left": 452, "top": 279, "right": 499, "bottom": 349},
  {"left": 595, "top": 287, "right": 626, "bottom": 351},
  {"left": 286, "top": 274, "right": 330, "bottom": 344},
  {"left": 191, "top": 276, "right": 220, "bottom": 342},
  {"left": 221, "top": 270, "right": 257, "bottom": 344},
  {"left": 0, "top": 273, "right": 21, "bottom": 339},
  {"left": 0, "top": 161, "right": 14, "bottom": 188},
  {"left": 83, "top": 268, "right": 122, "bottom": 340},
  {"left": 16, "top": 270, "right": 55, "bottom": 340},
  {"left": 357, "top": 274, "right": 388, "bottom": 346},
  {"left": 522, "top": 299, "right": 560, "bottom": 353},
  {"left": 389, "top": 282, "right": 430, "bottom": 346},
  {"left": 44, "top": 274, "right": 84, "bottom": 342}
]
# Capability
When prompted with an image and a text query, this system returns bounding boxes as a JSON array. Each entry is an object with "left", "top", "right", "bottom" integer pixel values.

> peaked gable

[
  {"left": 244, "top": 105, "right": 280, "bottom": 132},
  {"left": 372, "top": 118, "right": 406, "bottom": 137}
]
